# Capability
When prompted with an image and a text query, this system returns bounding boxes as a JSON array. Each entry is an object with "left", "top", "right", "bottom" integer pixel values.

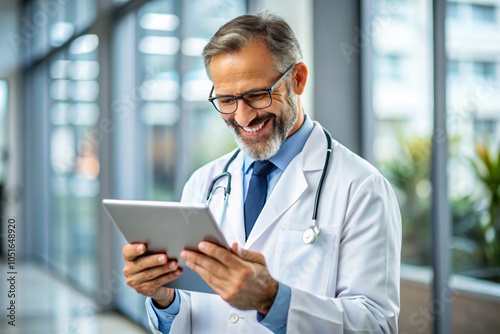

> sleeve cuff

[
  {"left": 256, "top": 282, "right": 291, "bottom": 333},
  {"left": 146, "top": 290, "right": 181, "bottom": 332}
]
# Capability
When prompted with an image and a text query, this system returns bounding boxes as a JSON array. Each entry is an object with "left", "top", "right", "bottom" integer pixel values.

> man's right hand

[{"left": 122, "top": 243, "right": 183, "bottom": 308}]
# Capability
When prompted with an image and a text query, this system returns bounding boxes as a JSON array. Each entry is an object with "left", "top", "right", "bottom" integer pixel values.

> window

[
  {"left": 372, "top": 0, "right": 433, "bottom": 267},
  {"left": 471, "top": 4, "right": 497, "bottom": 23},
  {"left": 448, "top": 59, "right": 460, "bottom": 79},
  {"left": 447, "top": 2, "right": 459, "bottom": 19},
  {"left": 23, "top": 0, "right": 100, "bottom": 295},
  {"left": 375, "top": 54, "right": 404, "bottom": 81},
  {"left": 137, "top": 0, "right": 180, "bottom": 201},
  {"left": 475, "top": 119, "right": 498, "bottom": 140},
  {"left": 473, "top": 61, "right": 497, "bottom": 81},
  {"left": 48, "top": 35, "right": 101, "bottom": 294},
  {"left": 447, "top": 2, "right": 500, "bottom": 284}
]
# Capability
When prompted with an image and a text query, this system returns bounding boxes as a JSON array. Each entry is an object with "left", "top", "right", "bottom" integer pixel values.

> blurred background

[{"left": 0, "top": 0, "right": 499, "bottom": 333}]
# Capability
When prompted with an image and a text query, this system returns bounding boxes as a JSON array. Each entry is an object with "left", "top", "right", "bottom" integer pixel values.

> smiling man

[{"left": 122, "top": 12, "right": 401, "bottom": 334}]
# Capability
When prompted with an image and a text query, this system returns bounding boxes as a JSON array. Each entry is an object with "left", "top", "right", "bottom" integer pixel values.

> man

[{"left": 122, "top": 12, "right": 401, "bottom": 333}]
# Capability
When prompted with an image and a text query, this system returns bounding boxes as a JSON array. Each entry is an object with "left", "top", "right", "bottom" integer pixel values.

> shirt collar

[{"left": 243, "top": 114, "right": 315, "bottom": 174}]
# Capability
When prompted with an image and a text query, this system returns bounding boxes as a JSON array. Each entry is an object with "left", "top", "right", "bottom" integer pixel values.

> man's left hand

[{"left": 180, "top": 242, "right": 278, "bottom": 315}]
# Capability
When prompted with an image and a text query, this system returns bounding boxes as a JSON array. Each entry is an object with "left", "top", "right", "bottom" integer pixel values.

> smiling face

[{"left": 209, "top": 39, "right": 306, "bottom": 160}]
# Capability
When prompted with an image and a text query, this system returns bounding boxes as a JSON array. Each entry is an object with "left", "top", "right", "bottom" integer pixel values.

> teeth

[{"left": 242, "top": 121, "right": 266, "bottom": 133}]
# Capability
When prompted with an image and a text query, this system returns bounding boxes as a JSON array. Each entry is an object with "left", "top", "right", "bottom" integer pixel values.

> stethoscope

[{"left": 206, "top": 127, "right": 333, "bottom": 244}]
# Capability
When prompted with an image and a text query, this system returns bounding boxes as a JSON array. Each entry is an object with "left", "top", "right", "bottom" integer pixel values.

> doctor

[{"left": 122, "top": 12, "right": 401, "bottom": 334}]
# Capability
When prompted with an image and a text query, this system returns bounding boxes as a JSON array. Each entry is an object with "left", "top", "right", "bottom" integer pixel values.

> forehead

[{"left": 209, "top": 39, "right": 278, "bottom": 94}]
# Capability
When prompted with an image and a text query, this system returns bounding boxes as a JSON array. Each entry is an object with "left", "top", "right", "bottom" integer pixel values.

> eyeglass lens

[{"left": 213, "top": 90, "right": 272, "bottom": 114}]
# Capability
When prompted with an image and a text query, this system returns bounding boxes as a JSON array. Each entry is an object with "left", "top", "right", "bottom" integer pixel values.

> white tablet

[{"left": 102, "top": 199, "right": 230, "bottom": 294}]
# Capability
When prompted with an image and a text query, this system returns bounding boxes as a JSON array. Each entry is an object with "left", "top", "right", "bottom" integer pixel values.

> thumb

[{"left": 232, "top": 243, "right": 266, "bottom": 265}]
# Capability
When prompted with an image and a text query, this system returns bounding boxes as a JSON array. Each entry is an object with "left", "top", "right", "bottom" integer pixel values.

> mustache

[{"left": 227, "top": 113, "right": 276, "bottom": 128}]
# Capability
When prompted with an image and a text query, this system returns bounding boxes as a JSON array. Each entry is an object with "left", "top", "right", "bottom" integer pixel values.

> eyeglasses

[{"left": 208, "top": 64, "right": 295, "bottom": 114}]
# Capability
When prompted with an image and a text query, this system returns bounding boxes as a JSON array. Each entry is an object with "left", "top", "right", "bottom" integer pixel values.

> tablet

[{"left": 102, "top": 199, "right": 229, "bottom": 294}]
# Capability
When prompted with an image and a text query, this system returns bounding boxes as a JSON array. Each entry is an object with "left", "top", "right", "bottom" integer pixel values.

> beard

[{"left": 224, "top": 87, "right": 299, "bottom": 161}]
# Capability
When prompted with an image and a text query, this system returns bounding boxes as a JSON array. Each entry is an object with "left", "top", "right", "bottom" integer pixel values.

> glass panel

[
  {"left": 372, "top": 0, "right": 433, "bottom": 267},
  {"left": 48, "top": 35, "right": 101, "bottom": 293},
  {"left": 48, "top": 0, "right": 75, "bottom": 48},
  {"left": 137, "top": 0, "right": 180, "bottom": 201},
  {"left": 446, "top": 1, "right": 500, "bottom": 283},
  {"left": 471, "top": 4, "right": 497, "bottom": 24},
  {"left": 182, "top": 0, "right": 246, "bottom": 171}
]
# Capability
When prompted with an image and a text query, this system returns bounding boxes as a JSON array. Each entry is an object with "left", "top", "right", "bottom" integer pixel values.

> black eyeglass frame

[{"left": 208, "top": 64, "right": 295, "bottom": 114}]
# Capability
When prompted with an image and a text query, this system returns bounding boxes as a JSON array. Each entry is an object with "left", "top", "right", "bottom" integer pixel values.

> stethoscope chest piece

[{"left": 302, "top": 225, "right": 321, "bottom": 244}]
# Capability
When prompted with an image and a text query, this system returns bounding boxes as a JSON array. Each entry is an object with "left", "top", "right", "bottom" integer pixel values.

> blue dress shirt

[{"left": 148, "top": 115, "right": 315, "bottom": 333}]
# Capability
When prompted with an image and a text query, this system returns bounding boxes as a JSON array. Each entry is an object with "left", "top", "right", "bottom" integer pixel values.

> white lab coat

[{"left": 147, "top": 121, "right": 401, "bottom": 333}]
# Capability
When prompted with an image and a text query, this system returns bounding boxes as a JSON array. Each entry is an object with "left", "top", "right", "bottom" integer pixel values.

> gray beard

[{"left": 225, "top": 90, "right": 299, "bottom": 161}]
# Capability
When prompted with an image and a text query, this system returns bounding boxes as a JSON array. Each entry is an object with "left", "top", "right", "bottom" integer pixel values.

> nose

[{"left": 233, "top": 99, "right": 257, "bottom": 127}]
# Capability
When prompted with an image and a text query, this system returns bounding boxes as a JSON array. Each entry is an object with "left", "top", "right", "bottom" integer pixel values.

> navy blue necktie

[{"left": 244, "top": 160, "right": 275, "bottom": 240}]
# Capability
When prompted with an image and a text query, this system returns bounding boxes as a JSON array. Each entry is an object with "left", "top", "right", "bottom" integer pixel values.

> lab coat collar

[{"left": 301, "top": 121, "right": 331, "bottom": 172}]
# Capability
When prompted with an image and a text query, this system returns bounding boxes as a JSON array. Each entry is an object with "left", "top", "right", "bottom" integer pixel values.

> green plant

[
  {"left": 378, "top": 136, "right": 431, "bottom": 266},
  {"left": 472, "top": 140, "right": 500, "bottom": 268}
]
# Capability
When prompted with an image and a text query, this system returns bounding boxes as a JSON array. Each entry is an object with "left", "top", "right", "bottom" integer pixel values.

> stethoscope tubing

[{"left": 312, "top": 128, "right": 333, "bottom": 223}]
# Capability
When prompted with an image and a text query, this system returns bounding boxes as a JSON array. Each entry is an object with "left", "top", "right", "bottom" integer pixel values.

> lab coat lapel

[
  {"left": 223, "top": 153, "right": 246, "bottom": 247},
  {"left": 245, "top": 122, "right": 327, "bottom": 248}
]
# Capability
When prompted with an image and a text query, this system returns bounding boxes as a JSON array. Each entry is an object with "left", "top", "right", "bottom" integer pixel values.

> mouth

[{"left": 239, "top": 118, "right": 273, "bottom": 137}]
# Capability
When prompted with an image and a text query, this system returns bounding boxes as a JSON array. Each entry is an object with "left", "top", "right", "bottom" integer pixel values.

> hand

[
  {"left": 180, "top": 242, "right": 279, "bottom": 315},
  {"left": 122, "top": 243, "right": 183, "bottom": 308}
]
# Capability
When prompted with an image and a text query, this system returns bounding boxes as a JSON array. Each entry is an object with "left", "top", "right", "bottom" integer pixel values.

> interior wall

[
  {"left": 0, "top": 0, "right": 22, "bottom": 257},
  {"left": 399, "top": 279, "right": 500, "bottom": 334},
  {"left": 313, "top": 0, "right": 362, "bottom": 155}
]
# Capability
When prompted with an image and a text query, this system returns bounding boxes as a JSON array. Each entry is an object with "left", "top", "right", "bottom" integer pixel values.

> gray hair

[{"left": 202, "top": 12, "right": 303, "bottom": 79}]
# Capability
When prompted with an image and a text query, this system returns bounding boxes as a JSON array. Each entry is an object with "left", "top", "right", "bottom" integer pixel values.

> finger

[
  {"left": 184, "top": 258, "right": 226, "bottom": 294},
  {"left": 181, "top": 250, "right": 230, "bottom": 278},
  {"left": 128, "top": 261, "right": 179, "bottom": 286},
  {"left": 133, "top": 269, "right": 183, "bottom": 296},
  {"left": 232, "top": 243, "right": 266, "bottom": 265},
  {"left": 124, "top": 254, "right": 168, "bottom": 276},
  {"left": 123, "top": 243, "right": 146, "bottom": 261},
  {"left": 198, "top": 242, "right": 243, "bottom": 268}
]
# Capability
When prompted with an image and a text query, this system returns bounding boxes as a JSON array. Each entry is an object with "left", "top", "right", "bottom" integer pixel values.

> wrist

[{"left": 257, "top": 279, "right": 279, "bottom": 315}]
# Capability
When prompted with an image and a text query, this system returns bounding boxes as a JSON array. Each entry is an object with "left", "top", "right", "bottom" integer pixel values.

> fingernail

[
  {"left": 174, "top": 269, "right": 181, "bottom": 276},
  {"left": 137, "top": 245, "right": 144, "bottom": 253},
  {"left": 180, "top": 251, "right": 187, "bottom": 259},
  {"left": 199, "top": 242, "right": 208, "bottom": 251},
  {"left": 237, "top": 244, "right": 243, "bottom": 256},
  {"left": 185, "top": 260, "right": 192, "bottom": 268},
  {"left": 157, "top": 255, "right": 166, "bottom": 263},
  {"left": 169, "top": 262, "right": 177, "bottom": 270}
]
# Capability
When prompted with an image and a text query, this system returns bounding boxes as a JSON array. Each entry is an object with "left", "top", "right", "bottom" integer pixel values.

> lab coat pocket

[{"left": 276, "top": 229, "right": 335, "bottom": 296}]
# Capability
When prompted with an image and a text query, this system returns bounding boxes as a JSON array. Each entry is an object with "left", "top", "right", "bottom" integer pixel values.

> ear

[{"left": 291, "top": 62, "right": 308, "bottom": 95}]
